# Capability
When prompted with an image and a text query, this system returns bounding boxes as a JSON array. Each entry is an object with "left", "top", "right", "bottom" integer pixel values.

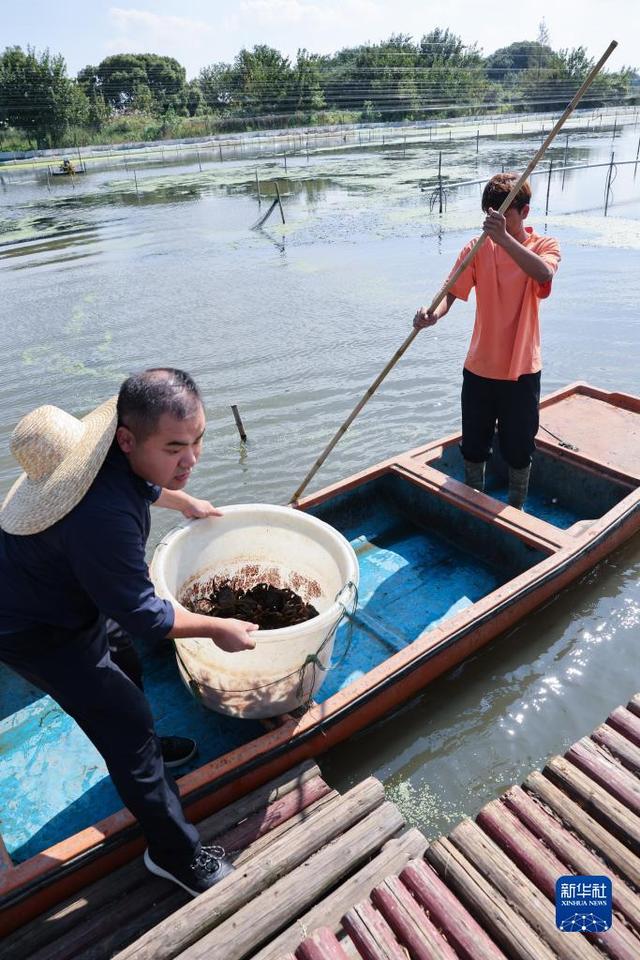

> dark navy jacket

[{"left": 0, "top": 444, "right": 175, "bottom": 640}]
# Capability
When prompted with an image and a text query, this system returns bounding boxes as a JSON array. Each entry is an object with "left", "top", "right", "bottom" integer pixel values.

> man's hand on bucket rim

[{"left": 168, "top": 608, "right": 258, "bottom": 650}]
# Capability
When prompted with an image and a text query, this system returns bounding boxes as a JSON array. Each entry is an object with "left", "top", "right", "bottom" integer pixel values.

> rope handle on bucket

[
  {"left": 174, "top": 580, "right": 359, "bottom": 708},
  {"left": 295, "top": 579, "right": 359, "bottom": 707}
]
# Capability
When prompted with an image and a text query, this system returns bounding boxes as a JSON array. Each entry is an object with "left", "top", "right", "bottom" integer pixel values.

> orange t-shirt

[{"left": 447, "top": 227, "right": 561, "bottom": 381}]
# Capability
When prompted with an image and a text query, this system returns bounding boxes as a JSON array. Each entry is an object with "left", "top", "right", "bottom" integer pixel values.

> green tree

[
  {"left": 416, "top": 29, "right": 486, "bottom": 117},
  {"left": 291, "top": 49, "right": 325, "bottom": 113},
  {"left": 197, "top": 62, "right": 235, "bottom": 113},
  {"left": 232, "top": 45, "right": 292, "bottom": 116},
  {"left": 186, "top": 79, "right": 204, "bottom": 116},
  {"left": 485, "top": 40, "right": 555, "bottom": 81},
  {"left": 0, "top": 46, "right": 77, "bottom": 147},
  {"left": 78, "top": 54, "right": 187, "bottom": 114}
]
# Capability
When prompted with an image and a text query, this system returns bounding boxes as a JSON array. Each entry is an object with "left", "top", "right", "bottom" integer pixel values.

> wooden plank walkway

[{"left": 5, "top": 694, "right": 640, "bottom": 959}]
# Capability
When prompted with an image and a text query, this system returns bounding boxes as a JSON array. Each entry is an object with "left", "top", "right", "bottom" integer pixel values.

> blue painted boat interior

[
  {"left": 0, "top": 641, "right": 264, "bottom": 863},
  {"left": 310, "top": 471, "right": 547, "bottom": 703},
  {"left": 427, "top": 442, "right": 630, "bottom": 530}
]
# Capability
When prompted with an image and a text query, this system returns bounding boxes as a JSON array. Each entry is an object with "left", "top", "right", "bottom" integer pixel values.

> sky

[{"left": 2, "top": 1, "right": 638, "bottom": 78}]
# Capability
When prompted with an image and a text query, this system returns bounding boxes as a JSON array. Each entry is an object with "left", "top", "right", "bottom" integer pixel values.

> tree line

[{"left": 0, "top": 28, "right": 637, "bottom": 150}]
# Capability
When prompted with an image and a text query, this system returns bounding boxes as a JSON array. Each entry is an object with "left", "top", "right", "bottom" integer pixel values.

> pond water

[{"left": 0, "top": 110, "right": 639, "bottom": 842}]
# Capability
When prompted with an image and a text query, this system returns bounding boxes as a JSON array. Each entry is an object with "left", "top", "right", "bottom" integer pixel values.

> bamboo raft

[{"left": 4, "top": 693, "right": 640, "bottom": 959}]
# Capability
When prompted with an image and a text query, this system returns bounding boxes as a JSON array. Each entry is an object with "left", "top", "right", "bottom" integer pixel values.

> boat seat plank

[
  {"left": 592, "top": 724, "right": 640, "bottom": 775},
  {"left": 523, "top": 771, "right": 640, "bottom": 888},
  {"left": 426, "top": 836, "right": 558, "bottom": 960},
  {"left": 539, "top": 390, "right": 640, "bottom": 482},
  {"left": 371, "top": 874, "right": 459, "bottom": 959},
  {"left": 448, "top": 819, "right": 604, "bottom": 960},
  {"left": 342, "top": 900, "right": 408, "bottom": 960},
  {"left": 400, "top": 858, "right": 508, "bottom": 960},
  {"left": 542, "top": 758, "right": 640, "bottom": 854},
  {"left": 476, "top": 800, "right": 640, "bottom": 960},
  {"left": 113, "top": 778, "right": 385, "bottom": 960},
  {"left": 607, "top": 707, "right": 640, "bottom": 748},
  {"left": 390, "top": 459, "right": 570, "bottom": 553},
  {"left": 503, "top": 785, "right": 640, "bottom": 931},
  {"left": 252, "top": 830, "right": 427, "bottom": 960},
  {"left": 173, "top": 801, "right": 404, "bottom": 960}
]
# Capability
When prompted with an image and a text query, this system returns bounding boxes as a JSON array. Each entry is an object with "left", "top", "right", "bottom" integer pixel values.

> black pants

[
  {"left": 460, "top": 368, "right": 541, "bottom": 470},
  {"left": 0, "top": 617, "right": 199, "bottom": 868}
]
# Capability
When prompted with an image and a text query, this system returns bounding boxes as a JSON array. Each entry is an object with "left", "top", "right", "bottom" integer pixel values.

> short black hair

[
  {"left": 117, "top": 368, "right": 203, "bottom": 439},
  {"left": 481, "top": 172, "right": 532, "bottom": 213}
]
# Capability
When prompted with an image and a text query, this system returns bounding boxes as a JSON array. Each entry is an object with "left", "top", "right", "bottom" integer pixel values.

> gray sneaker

[{"left": 144, "top": 844, "right": 235, "bottom": 897}]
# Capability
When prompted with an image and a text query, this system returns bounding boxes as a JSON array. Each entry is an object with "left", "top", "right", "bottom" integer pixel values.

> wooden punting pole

[{"left": 289, "top": 41, "right": 618, "bottom": 504}]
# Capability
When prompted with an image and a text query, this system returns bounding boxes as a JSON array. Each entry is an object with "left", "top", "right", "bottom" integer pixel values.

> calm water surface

[{"left": 1, "top": 114, "right": 639, "bottom": 837}]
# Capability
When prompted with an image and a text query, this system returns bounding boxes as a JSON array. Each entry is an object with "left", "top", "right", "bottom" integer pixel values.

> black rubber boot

[
  {"left": 508, "top": 465, "right": 531, "bottom": 510},
  {"left": 463, "top": 459, "right": 486, "bottom": 493}
]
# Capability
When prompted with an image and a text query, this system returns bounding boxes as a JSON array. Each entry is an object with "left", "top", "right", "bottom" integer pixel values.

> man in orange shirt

[{"left": 414, "top": 173, "right": 561, "bottom": 509}]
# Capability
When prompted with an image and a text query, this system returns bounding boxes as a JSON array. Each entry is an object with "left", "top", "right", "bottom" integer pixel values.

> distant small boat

[
  {"left": 49, "top": 159, "right": 86, "bottom": 176},
  {"left": 1, "top": 381, "right": 638, "bottom": 934}
]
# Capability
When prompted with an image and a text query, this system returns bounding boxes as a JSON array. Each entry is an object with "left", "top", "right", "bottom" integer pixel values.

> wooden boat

[
  {"left": 49, "top": 160, "right": 87, "bottom": 176},
  {"left": 1, "top": 381, "right": 639, "bottom": 934}
]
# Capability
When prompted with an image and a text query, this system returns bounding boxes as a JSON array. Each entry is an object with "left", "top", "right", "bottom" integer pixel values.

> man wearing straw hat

[
  {"left": 0, "top": 368, "right": 258, "bottom": 897},
  {"left": 414, "top": 172, "right": 561, "bottom": 509}
]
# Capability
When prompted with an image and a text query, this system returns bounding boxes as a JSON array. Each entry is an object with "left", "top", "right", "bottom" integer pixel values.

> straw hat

[{"left": 0, "top": 396, "right": 118, "bottom": 536}]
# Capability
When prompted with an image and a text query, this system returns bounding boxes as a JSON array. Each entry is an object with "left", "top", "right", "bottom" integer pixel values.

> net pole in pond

[
  {"left": 275, "top": 182, "right": 285, "bottom": 224},
  {"left": 604, "top": 152, "right": 615, "bottom": 216},
  {"left": 256, "top": 170, "right": 262, "bottom": 205},
  {"left": 288, "top": 40, "right": 618, "bottom": 505},
  {"left": 562, "top": 134, "right": 569, "bottom": 190},
  {"left": 438, "top": 152, "right": 443, "bottom": 215},
  {"left": 545, "top": 159, "right": 553, "bottom": 216},
  {"left": 634, "top": 136, "right": 640, "bottom": 179},
  {"left": 231, "top": 405, "right": 247, "bottom": 442},
  {"left": 197, "top": 149, "right": 202, "bottom": 172}
]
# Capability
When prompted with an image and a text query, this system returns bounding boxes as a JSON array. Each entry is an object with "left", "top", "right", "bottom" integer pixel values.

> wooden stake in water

[
  {"left": 634, "top": 136, "right": 640, "bottom": 180},
  {"left": 197, "top": 149, "right": 202, "bottom": 172},
  {"left": 545, "top": 159, "right": 553, "bottom": 216},
  {"left": 288, "top": 40, "right": 618, "bottom": 504},
  {"left": 604, "top": 151, "right": 615, "bottom": 216},
  {"left": 275, "top": 182, "right": 285, "bottom": 224},
  {"left": 476, "top": 129, "right": 480, "bottom": 154},
  {"left": 562, "top": 133, "right": 569, "bottom": 190},
  {"left": 438, "top": 151, "right": 443, "bottom": 215},
  {"left": 283, "top": 153, "right": 288, "bottom": 173},
  {"left": 133, "top": 168, "right": 139, "bottom": 198},
  {"left": 256, "top": 169, "right": 262, "bottom": 205},
  {"left": 231, "top": 405, "right": 247, "bottom": 442}
]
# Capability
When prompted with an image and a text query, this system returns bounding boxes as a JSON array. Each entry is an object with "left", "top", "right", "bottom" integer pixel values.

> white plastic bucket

[{"left": 150, "top": 504, "right": 359, "bottom": 718}]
